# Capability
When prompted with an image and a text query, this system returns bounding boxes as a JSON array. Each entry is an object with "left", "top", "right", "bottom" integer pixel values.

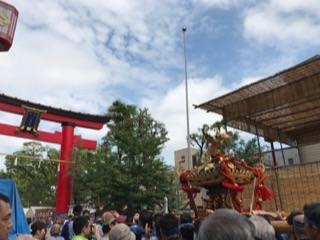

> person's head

[
  {"left": 139, "top": 210, "right": 153, "bottom": 229},
  {"left": 31, "top": 221, "right": 47, "bottom": 240},
  {"left": 102, "top": 212, "right": 117, "bottom": 228},
  {"left": 83, "top": 210, "right": 90, "bottom": 217},
  {"left": 133, "top": 213, "right": 140, "bottom": 224},
  {"left": 180, "top": 212, "right": 193, "bottom": 224},
  {"left": 110, "top": 210, "right": 127, "bottom": 224},
  {"left": 292, "top": 214, "right": 309, "bottom": 240},
  {"left": 95, "top": 216, "right": 102, "bottom": 225},
  {"left": 197, "top": 208, "right": 255, "bottom": 240},
  {"left": 130, "top": 224, "right": 144, "bottom": 240},
  {"left": 180, "top": 223, "right": 194, "bottom": 240},
  {"left": 159, "top": 213, "right": 179, "bottom": 240},
  {"left": 50, "top": 223, "right": 62, "bottom": 237},
  {"left": 109, "top": 223, "right": 136, "bottom": 240},
  {"left": 0, "top": 193, "right": 12, "bottom": 240},
  {"left": 287, "top": 210, "right": 303, "bottom": 226},
  {"left": 73, "top": 205, "right": 83, "bottom": 217},
  {"left": 179, "top": 211, "right": 194, "bottom": 240},
  {"left": 249, "top": 215, "right": 276, "bottom": 240},
  {"left": 73, "top": 216, "right": 91, "bottom": 237},
  {"left": 55, "top": 215, "right": 64, "bottom": 225},
  {"left": 304, "top": 203, "right": 320, "bottom": 240}
]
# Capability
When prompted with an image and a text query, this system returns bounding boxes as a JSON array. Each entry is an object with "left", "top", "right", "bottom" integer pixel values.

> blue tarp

[{"left": 0, "top": 179, "right": 30, "bottom": 239}]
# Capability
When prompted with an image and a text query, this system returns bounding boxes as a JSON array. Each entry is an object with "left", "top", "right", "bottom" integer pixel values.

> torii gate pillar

[
  {"left": 56, "top": 123, "right": 75, "bottom": 213},
  {"left": 0, "top": 94, "right": 111, "bottom": 214}
]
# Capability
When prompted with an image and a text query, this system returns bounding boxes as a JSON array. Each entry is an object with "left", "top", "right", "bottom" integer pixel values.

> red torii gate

[{"left": 0, "top": 93, "right": 110, "bottom": 213}]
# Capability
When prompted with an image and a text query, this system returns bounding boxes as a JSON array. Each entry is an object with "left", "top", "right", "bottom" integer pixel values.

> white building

[
  {"left": 174, "top": 147, "right": 198, "bottom": 172},
  {"left": 262, "top": 142, "right": 320, "bottom": 167},
  {"left": 175, "top": 142, "right": 320, "bottom": 169},
  {"left": 174, "top": 147, "right": 203, "bottom": 207}
]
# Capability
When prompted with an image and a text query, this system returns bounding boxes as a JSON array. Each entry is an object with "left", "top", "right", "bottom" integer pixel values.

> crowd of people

[{"left": 1, "top": 193, "right": 320, "bottom": 240}]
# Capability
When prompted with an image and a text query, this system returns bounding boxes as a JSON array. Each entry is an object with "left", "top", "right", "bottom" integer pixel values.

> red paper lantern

[{"left": 0, "top": 0, "right": 18, "bottom": 52}]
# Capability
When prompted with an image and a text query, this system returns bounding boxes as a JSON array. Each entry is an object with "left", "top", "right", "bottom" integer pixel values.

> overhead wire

[{"left": 0, "top": 152, "right": 76, "bottom": 164}]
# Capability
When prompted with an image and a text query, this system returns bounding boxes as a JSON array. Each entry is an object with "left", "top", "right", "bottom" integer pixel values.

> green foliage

[
  {"left": 190, "top": 124, "right": 210, "bottom": 165},
  {"left": 72, "top": 147, "right": 118, "bottom": 207},
  {"left": 99, "top": 100, "right": 172, "bottom": 210},
  {"left": 190, "top": 122, "right": 237, "bottom": 165},
  {"left": 0, "top": 169, "right": 9, "bottom": 178},
  {"left": 2, "top": 101, "right": 181, "bottom": 212},
  {"left": 190, "top": 121, "right": 263, "bottom": 166},
  {"left": 234, "top": 138, "right": 262, "bottom": 166},
  {"left": 72, "top": 100, "right": 177, "bottom": 211},
  {"left": 4, "top": 142, "right": 59, "bottom": 206},
  {"left": 165, "top": 166, "right": 187, "bottom": 211}
]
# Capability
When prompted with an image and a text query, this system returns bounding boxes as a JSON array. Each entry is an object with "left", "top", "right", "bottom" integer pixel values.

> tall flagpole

[{"left": 182, "top": 26, "right": 191, "bottom": 170}]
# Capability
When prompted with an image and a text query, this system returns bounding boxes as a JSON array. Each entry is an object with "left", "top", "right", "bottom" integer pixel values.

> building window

[
  {"left": 288, "top": 158, "right": 294, "bottom": 165},
  {"left": 181, "top": 156, "right": 185, "bottom": 163}
]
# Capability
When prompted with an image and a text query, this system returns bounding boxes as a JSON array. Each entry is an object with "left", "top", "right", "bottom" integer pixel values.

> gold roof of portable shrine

[{"left": 196, "top": 55, "right": 320, "bottom": 147}]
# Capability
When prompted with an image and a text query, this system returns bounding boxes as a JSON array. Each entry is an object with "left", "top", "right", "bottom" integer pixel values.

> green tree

[
  {"left": 2, "top": 101, "right": 181, "bottom": 211},
  {"left": 234, "top": 138, "right": 262, "bottom": 166},
  {"left": 165, "top": 166, "right": 187, "bottom": 211},
  {"left": 4, "top": 141, "right": 59, "bottom": 206},
  {"left": 99, "top": 100, "right": 173, "bottom": 210},
  {"left": 190, "top": 124, "right": 210, "bottom": 166},
  {"left": 72, "top": 146, "right": 121, "bottom": 208},
  {"left": 0, "top": 169, "right": 9, "bottom": 178},
  {"left": 190, "top": 121, "right": 262, "bottom": 166}
]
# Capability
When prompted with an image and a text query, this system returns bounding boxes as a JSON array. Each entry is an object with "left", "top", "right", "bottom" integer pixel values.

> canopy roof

[{"left": 196, "top": 55, "right": 320, "bottom": 146}]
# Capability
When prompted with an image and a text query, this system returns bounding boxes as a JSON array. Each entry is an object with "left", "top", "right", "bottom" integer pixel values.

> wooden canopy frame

[{"left": 196, "top": 55, "right": 320, "bottom": 147}]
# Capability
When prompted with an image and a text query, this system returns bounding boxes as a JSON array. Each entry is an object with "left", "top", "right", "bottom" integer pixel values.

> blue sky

[{"left": 1, "top": 0, "right": 320, "bottom": 166}]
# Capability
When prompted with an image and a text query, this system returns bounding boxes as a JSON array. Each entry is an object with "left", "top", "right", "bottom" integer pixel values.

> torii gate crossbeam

[{"left": 0, "top": 93, "right": 110, "bottom": 213}]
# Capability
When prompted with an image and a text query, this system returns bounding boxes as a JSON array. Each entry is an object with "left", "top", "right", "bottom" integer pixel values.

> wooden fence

[{"left": 241, "top": 161, "right": 320, "bottom": 212}]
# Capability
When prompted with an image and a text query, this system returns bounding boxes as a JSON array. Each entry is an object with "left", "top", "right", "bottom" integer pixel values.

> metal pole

[
  {"left": 278, "top": 129, "right": 285, "bottom": 166},
  {"left": 270, "top": 141, "right": 278, "bottom": 167},
  {"left": 182, "top": 27, "right": 191, "bottom": 170},
  {"left": 255, "top": 125, "right": 262, "bottom": 159}
]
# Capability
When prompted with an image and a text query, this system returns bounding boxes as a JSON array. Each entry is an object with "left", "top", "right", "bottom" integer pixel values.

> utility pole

[{"left": 182, "top": 26, "right": 191, "bottom": 170}]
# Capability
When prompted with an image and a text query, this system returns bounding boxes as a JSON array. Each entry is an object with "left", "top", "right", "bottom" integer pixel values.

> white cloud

[
  {"left": 0, "top": 0, "right": 193, "bottom": 169},
  {"left": 0, "top": 0, "right": 191, "bottom": 114},
  {"left": 233, "top": 76, "right": 260, "bottom": 88},
  {"left": 141, "top": 76, "right": 228, "bottom": 165},
  {"left": 11, "top": 0, "right": 185, "bottom": 68},
  {"left": 194, "top": 0, "right": 254, "bottom": 8},
  {"left": 2, "top": 0, "right": 312, "bottom": 171},
  {"left": 0, "top": 25, "right": 108, "bottom": 113},
  {"left": 271, "top": 0, "right": 320, "bottom": 15},
  {"left": 243, "top": 0, "right": 320, "bottom": 48}
]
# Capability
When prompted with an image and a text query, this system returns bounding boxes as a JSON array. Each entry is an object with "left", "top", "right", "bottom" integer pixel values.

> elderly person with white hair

[
  {"left": 109, "top": 224, "right": 135, "bottom": 240},
  {"left": 249, "top": 215, "right": 276, "bottom": 240},
  {"left": 197, "top": 208, "right": 255, "bottom": 240}
]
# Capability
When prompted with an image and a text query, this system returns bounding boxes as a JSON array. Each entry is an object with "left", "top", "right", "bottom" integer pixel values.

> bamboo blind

[{"left": 241, "top": 161, "right": 320, "bottom": 212}]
